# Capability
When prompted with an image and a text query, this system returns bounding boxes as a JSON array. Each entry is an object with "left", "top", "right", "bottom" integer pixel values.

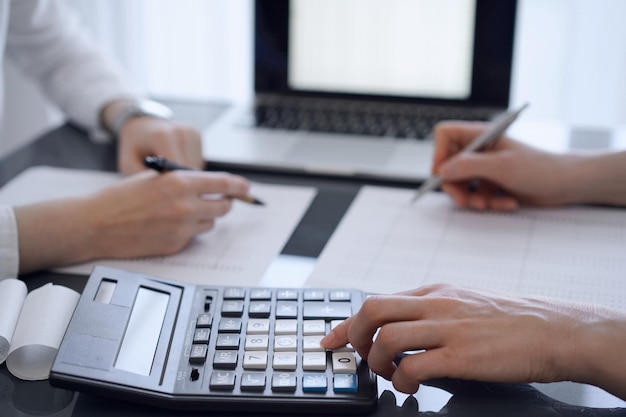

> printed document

[
  {"left": 307, "top": 186, "right": 626, "bottom": 311},
  {"left": 0, "top": 166, "right": 316, "bottom": 286}
]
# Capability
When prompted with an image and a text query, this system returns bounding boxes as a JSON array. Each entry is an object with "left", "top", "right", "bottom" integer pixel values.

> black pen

[{"left": 143, "top": 156, "right": 265, "bottom": 206}]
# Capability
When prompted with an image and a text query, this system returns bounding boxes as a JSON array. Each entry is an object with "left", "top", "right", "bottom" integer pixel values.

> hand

[
  {"left": 14, "top": 170, "right": 250, "bottom": 272},
  {"left": 431, "top": 121, "right": 579, "bottom": 210},
  {"left": 117, "top": 116, "right": 204, "bottom": 175},
  {"left": 320, "top": 284, "right": 626, "bottom": 400}
]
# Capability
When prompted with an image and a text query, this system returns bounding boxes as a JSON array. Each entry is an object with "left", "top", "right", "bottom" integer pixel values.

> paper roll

[
  {"left": 0, "top": 279, "right": 28, "bottom": 364},
  {"left": 6, "top": 283, "right": 79, "bottom": 381}
]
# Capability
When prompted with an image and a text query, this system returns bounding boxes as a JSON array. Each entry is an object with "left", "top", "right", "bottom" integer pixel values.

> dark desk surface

[{"left": 1, "top": 102, "right": 624, "bottom": 417}]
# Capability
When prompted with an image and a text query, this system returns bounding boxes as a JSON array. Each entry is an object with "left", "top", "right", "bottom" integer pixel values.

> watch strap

[{"left": 110, "top": 99, "right": 174, "bottom": 137}]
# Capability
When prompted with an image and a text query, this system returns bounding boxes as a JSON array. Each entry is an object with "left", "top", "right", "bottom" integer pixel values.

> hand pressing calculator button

[{"left": 50, "top": 266, "right": 378, "bottom": 414}]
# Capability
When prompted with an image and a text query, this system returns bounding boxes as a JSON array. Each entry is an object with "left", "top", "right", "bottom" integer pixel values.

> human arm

[
  {"left": 6, "top": 0, "right": 203, "bottom": 173},
  {"left": 432, "top": 121, "right": 626, "bottom": 210},
  {"left": 12, "top": 170, "right": 249, "bottom": 273},
  {"left": 321, "top": 284, "right": 626, "bottom": 401}
]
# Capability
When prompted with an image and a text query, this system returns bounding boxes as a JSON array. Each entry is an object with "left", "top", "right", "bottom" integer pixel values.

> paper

[
  {"left": 0, "top": 279, "right": 28, "bottom": 364},
  {"left": 307, "top": 186, "right": 626, "bottom": 311},
  {"left": 0, "top": 166, "right": 316, "bottom": 286},
  {"left": 0, "top": 281, "right": 80, "bottom": 380}
]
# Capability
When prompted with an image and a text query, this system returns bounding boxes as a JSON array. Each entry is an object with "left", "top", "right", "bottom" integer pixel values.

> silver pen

[{"left": 411, "top": 103, "right": 529, "bottom": 203}]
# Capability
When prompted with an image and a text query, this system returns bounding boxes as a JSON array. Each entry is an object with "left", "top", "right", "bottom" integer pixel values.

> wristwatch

[{"left": 110, "top": 99, "right": 174, "bottom": 137}]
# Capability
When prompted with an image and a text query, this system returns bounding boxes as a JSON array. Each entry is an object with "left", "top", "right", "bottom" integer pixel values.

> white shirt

[{"left": 0, "top": 0, "right": 136, "bottom": 278}]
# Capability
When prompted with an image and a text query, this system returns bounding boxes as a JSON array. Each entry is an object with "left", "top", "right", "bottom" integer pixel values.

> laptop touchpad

[{"left": 286, "top": 137, "right": 393, "bottom": 168}]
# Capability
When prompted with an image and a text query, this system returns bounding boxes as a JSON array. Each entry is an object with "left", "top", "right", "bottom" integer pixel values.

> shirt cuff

[{"left": 0, "top": 205, "right": 20, "bottom": 279}]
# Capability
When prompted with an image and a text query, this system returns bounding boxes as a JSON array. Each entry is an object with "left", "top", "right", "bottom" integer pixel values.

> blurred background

[{"left": 3, "top": 0, "right": 625, "bottom": 157}]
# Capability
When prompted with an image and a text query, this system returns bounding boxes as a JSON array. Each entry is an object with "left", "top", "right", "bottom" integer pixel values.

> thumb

[{"left": 438, "top": 152, "right": 508, "bottom": 184}]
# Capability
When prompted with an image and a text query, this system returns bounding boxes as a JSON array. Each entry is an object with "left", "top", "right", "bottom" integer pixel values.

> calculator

[{"left": 50, "top": 266, "right": 378, "bottom": 414}]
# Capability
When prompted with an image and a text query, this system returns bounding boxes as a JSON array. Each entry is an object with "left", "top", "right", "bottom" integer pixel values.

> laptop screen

[
  {"left": 255, "top": 0, "right": 517, "bottom": 108},
  {"left": 289, "top": 0, "right": 476, "bottom": 100}
]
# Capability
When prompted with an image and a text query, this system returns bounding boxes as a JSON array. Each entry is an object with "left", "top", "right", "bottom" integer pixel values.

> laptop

[{"left": 202, "top": 0, "right": 517, "bottom": 183}]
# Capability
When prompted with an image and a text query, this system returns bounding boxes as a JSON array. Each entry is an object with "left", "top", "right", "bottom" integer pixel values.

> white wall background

[{"left": 2, "top": 0, "right": 626, "bottom": 157}]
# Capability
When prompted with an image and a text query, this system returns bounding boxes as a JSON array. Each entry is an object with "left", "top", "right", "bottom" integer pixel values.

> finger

[
  {"left": 440, "top": 182, "right": 473, "bottom": 208},
  {"left": 320, "top": 316, "right": 354, "bottom": 349},
  {"left": 118, "top": 146, "right": 145, "bottom": 175},
  {"left": 392, "top": 348, "right": 465, "bottom": 392},
  {"left": 179, "top": 127, "right": 204, "bottom": 169},
  {"left": 145, "top": 126, "right": 188, "bottom": 165},
  {"left": 196, "top": 218, "right": 216, "bottom": 233},
  {"left": 390, "top": 350, "right": 442, "bottom": 394},
  {"left": 182, "top": 171, "right": 250, "bottom": 198},
  {"left": 343, "top": 296, "right": 431, "bottom": 360},
  {"left": 475, "top": 182, "right": 520, "bottom": 211},
  {"left": 467, "top": 191, "right": 488, "bottom": 211},
  {"left": 432, "top": 121, "right": 490, "bottom": 173},
  {"left": 366, "top": 320, "right": 444, "bottom": 380},
  {"left": 489, "top": 196, "right": 519, "bottom": 211},
  {"left": 439, "top": 151, "right": 510, "bottom": 185},
  {"left": 195, "top": 197, "right": 234, "bottom": 221}
]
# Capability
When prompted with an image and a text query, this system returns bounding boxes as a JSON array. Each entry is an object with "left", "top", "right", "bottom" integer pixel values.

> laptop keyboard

[{"left": 254, "top": 101, "right": 492, "bottom": 140}]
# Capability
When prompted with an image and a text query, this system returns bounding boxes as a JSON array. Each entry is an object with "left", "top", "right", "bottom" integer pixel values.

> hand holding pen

[
  {"left": 144, "top": 156, "right": 265, "bottom": 206},
  {"left": 412, "top": 104, "right": 529, "bottom": 209}
]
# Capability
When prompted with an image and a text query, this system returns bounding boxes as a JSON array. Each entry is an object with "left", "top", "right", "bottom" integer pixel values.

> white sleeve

[
  {"left": 5, "top": 0, "right": 140, "bottom": 137},
  {"left": 0, "top": 205, "right": 19, "bottom": 279}
]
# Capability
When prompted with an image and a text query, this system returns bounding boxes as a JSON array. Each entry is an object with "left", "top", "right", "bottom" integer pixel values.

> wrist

[
  {"left": 567, "top": 306, "right": 626, "bottom": 399},
  {"left": 100, "top": 98, "right": 173, "bottom": 138},
  {"left": 560, "top": 151, "right": 626, "bottom": 206}
]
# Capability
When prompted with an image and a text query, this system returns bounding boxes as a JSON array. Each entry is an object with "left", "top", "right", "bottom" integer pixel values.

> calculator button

[
  {"left": 193, "top": 328, "right": 210, "bottom": 344},
  {"left": 189, "top": 344, "right": 208, "bottom": 364},
  {"left": 332, "top": 352, "right": 357, "bottom": 374},
  {"left": 243, "top": 351, "right": 268, "bottom": 369},
  {"left": 247, "top": 318, "right": 270, "bottom": 334},
  {"left": 272, "top": 373, "right": 297, "bottom": 392},
  {"left": 303, "top": 373, "right": 328, "bottom": 392},
  {"left": 216, "top": 334, "right": 240, "bottom": 350},
  {"left": 210, "top": 371, "right": 236, "bottom": 390},
  {"left": 196, "top": 313, "right": 212, "bottom": 328},
  {"left": 221, "top": 300, "right": 244, "bottom": 317},
  {"left": 276, "top": 289, "right": 298, "bottom": 300},
  {"left": 275, "top": 301, "right": 298, "bottom": 318},
  {"left": 329, "top": 290, "right": 352, "bottom": 301},
  {"left": 273, "top": 352, "right": 297, "bottom": 370},
  {"left": 245, "top": 335, "right": 269, "bottom": 351},
  {"left": 330, "top": 320, "right": 344, "bottom": 331},
  {"left": 273, "top": 335, "right": 297, "bottom": 352},
  {"left": 303, "top": 302, "right": 352, "bottom": 319},
  {"left": 303, "top": 290, "right": 325, "bottom": 301},
  {"left": 223, "top": 288, "right": 245, "bottom": 299},
  {"left": 240, "top": 372, "right": 266, "bottom": 391},
  {"left": 302, "top": 335, "right": 325, "bottom": 352},
  {"left": 248, "top": 301, "right": 272, "bottom": 318},
  {"left": 303, "top": 320, "right": 325, "bottom": 335},
  {"left": 218, "top": 318, "right": 242, "bottom": 333},
  {"left": 250, "top": 289, "right": 272, "bottom": 300},
  {"left": 213, "top": 350, "right": 238, "bottom": 369},
  {"left": 274, "top": 319, "right": 298, "bottom": 335},
  {"left": 302, "top": 352, "right": 327, "bottom": 371},
  {"left": 333, "top": 374, "right": 358, "bottom": 393}
]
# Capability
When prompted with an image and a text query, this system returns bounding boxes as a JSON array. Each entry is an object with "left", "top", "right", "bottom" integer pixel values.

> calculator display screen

[{"left": 114, "top": 287, "right": 170, "bottom": 376}]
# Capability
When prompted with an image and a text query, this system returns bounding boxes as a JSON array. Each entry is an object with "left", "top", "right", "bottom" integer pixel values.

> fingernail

[{"left": 319, "top": 332, "right": 333, "bottom": 348}]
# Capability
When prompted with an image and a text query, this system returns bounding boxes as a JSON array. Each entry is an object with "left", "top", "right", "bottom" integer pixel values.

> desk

[{"left": 1, "top": 102, "right": 624, "bottom": 416}]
